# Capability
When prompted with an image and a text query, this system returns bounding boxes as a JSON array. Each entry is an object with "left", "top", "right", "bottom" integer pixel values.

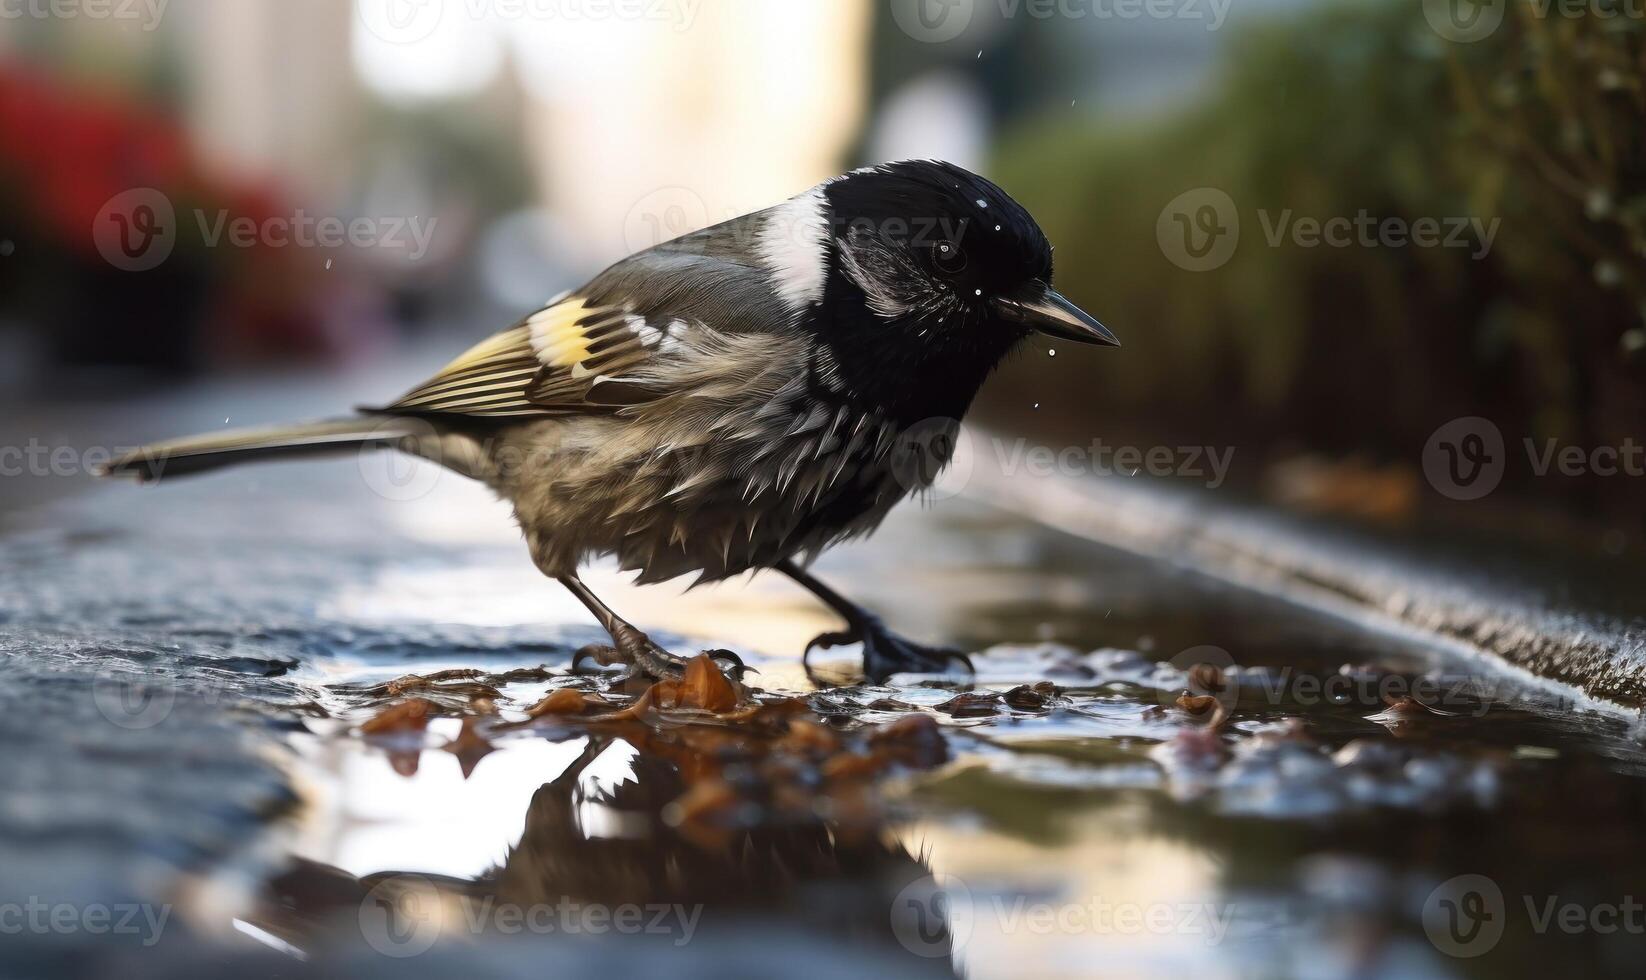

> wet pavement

[{"left": 5, "top": 378, "right": 1646, "bottom": 978}]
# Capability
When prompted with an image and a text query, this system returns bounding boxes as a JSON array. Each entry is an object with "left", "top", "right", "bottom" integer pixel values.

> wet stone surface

[{"left": 4, "top": 442, "right": 1646, "bottom": 978}]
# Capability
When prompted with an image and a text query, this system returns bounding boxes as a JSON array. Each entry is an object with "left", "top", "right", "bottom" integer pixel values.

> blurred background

[
  {"left": 7, "top": 7, "right": 1646, "bottom": 978},
  {"left": 0, "top": 0, "right": 1642, "bottom": 540}
]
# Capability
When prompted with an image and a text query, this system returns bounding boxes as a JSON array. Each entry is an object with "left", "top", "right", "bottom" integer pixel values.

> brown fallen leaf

[
  {"left": 821, "top": 751, "right": 886, "bottom": 781},
  {"left": 935, "top": 692, "right": 1002, "bottom": 718},
  {"left": 776, "top": 718, "right": 841, "bottom": 757},
  {"left": 444, "top": 716, "right": 495, "bottom": 778},
  {"left": 1174, "top": 693, "right": 1230, "bottom": 731},
  {"left": 526, "top": 687, "right": 605, "bottom": 717},
  {"left": 360, "top": 698, "right": 437, "bottom": 735},
  {"left": 1003, "top": 682, "right": 1061, "bottom": 712},
  {"left": 864, "top": 697, "right": 916, "bottom": 712},
  {"left": 651, "top": 653, "right": 742, "bottom": 713},
  {"left": 1367, "top": 695, "right": 1459, "bottom": 733},
  {"left": 387, "top": 749, "right": 421, "bottom": 777},
  {"left": 868, "top": 712, "right": 948, "bottom": 768}
]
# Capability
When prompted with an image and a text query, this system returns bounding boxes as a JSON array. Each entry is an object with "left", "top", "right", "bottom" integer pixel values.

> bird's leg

[
  {"left": 777, "top": 560, "right": 973, "bottom": 682},
  {"left": 558, "top": 574, "right": 748, "bottom": 682}
]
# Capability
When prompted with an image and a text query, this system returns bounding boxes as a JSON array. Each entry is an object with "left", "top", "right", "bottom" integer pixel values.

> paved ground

[{"left": 5, "top": 370, "right": 1646, "bottom": 978}]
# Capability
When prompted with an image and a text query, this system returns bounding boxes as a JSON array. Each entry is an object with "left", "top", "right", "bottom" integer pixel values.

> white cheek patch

[{"left": 757, "top": 187, "right": 829, "bottom": 312}]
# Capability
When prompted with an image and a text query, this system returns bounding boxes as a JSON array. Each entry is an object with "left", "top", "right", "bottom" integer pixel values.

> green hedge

[{"left": 983, "top": 0, "right": 1646, "bottom": 519}]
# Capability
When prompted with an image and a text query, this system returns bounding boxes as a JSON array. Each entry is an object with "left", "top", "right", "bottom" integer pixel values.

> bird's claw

[
  {"left": 803, "top": 622, "right": 974, "bottom": 683},
  {"left": 571, "top": 638, "right": 753, "bottom": 683}
]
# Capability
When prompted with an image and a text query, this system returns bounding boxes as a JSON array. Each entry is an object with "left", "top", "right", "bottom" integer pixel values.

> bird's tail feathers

[{"left": 96, "top": 417, "right": 421, "bottom": 483}]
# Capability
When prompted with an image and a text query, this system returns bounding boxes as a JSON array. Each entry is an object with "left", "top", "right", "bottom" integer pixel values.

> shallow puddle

[
  {"left": 250, "top": 574, "right": 1646, "bottom": 979},
  {"left": 7, "top": 460, "right": 1646, "bottom": 978}
]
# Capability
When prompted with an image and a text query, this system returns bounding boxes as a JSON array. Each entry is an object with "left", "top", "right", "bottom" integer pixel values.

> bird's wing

[{"left": 380, "top": 235, "right": 797, "bottom": 419}]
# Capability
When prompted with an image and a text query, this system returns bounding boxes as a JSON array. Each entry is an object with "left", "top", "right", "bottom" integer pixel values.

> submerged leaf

[{"left": 360, "top": 698, "right": 437, "bottom": 735}]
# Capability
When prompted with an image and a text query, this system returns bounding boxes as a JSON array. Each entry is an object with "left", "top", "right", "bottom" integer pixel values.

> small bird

[{"left": 99, "top": 160, "right": 1117, "bottom": 682}]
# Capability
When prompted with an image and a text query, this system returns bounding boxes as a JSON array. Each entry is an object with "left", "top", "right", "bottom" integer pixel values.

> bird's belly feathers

[{"left": 493, "top": 400, "right": 955, "bottom": 584}]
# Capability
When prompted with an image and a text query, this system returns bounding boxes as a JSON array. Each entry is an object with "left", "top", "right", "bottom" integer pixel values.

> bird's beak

[{"left": 994, "top": 283, "right": 1119, "bottom": 347}]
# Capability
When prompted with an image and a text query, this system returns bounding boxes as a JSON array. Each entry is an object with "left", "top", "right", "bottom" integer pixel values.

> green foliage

[{"left": 986, "top": 0, "right": 1646, "bottom": 514}]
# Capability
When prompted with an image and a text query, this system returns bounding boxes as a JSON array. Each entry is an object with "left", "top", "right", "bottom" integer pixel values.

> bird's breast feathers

[{"left": 485, "top": 334, "right": 953, "bottom": 583}]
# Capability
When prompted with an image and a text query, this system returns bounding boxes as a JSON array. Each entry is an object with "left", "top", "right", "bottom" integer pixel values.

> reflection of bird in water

[{"left": 259, "top": 734, "right": 957, "bottom": 974}]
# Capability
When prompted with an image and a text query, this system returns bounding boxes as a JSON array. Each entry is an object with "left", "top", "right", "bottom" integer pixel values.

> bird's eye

[{"left": 931, "top": 240, "right": 966, "bottom": 274}]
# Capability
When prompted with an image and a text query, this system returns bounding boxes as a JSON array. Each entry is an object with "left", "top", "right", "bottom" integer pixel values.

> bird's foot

[
  {"left": 572, "top": 627, "right": 751, "bottom": 683},
  {"left": 803, "top": 619, "right": 973, "bottom": 684}
]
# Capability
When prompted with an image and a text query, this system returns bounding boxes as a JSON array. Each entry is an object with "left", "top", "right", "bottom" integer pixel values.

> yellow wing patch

[
  {"left": 527, "top": 298, "right": 596, "bottom": 369},
  {"left": 382, "top": 295, "right": 648, "bottom": 417}
]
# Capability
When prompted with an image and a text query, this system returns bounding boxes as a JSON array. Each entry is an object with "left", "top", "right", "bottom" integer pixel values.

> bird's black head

[{"left": 800, "top": 160, "right": 1116, "bottom": 418}]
